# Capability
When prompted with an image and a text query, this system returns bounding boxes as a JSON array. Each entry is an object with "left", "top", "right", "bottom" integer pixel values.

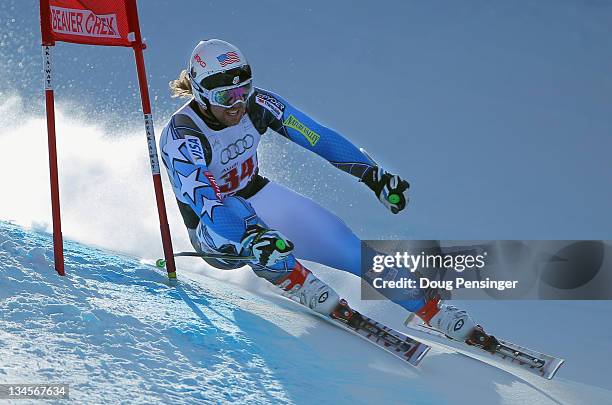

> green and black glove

[
  {"left": 240, "top": 225, "right": 294, "bottom": 267},
  {"left": 362, "top": 166, "right": 410, "bottom": 214}
]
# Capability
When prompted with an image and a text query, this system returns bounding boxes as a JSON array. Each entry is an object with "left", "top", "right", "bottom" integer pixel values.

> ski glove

[
  {"left": 362, "top": 167, "right": 410, "bottom": 214},
  {"left": 241, "top": 225, "right": 294, "bottom": 267}
]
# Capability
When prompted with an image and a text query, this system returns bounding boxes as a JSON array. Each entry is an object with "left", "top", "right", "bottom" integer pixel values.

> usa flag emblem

[{"left": 217, "top": 52, "right": 241, "bottom": 67}]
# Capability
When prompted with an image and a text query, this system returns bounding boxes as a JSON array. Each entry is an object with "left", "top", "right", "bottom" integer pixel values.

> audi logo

[{"left": 220, "top": 134, "right": 255, "bottom": 164}]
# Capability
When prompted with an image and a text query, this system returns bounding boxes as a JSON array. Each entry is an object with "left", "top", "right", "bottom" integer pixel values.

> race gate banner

[{"left": 41, "top": 0, "right": 134, "bottom": 47}]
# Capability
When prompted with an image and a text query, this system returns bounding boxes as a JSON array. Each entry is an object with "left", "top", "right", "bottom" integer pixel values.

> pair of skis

[
  {"left": 159, "top": 251, "right": 564, "bottom": 380},
  {"left": 324, "top": 299, "right": 564, "bottom": 380}
]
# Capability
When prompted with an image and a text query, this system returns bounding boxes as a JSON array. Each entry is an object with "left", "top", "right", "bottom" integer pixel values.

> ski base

[
  {"left": 318, "top": 299, "right": 430, "bottom": 367},
  {"left": 404, "top": 317, "right": 564, "bottom": 380}
]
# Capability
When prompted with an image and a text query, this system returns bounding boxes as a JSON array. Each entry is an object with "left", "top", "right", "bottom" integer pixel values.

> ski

[
  {"left": 403, "top": 316, "right": 564, "bottom": 380},
  {"left": 314, "top": 299, "right": 430, "bottom": 367}
]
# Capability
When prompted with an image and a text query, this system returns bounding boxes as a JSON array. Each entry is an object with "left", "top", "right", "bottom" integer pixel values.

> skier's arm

[
  {"left": 250, "top": 90, "right": 376, "bottom": 179},
  {"left": 249, "top": 89, "right": 410, "bottom": 213}
]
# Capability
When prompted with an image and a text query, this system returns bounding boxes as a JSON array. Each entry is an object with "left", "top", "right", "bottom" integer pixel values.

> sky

[{"left": 0, "top": 0, "right": 611, "bottom": 260}]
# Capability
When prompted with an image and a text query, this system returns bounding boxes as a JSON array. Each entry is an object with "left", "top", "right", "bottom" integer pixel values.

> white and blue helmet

[{"left": 188, "top": 39, "right": 253, "bottom": 108}]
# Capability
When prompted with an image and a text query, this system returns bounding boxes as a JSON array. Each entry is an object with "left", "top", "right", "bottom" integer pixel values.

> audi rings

[{"left": 220, "top": 134, "right": 255, "bottom": 164}]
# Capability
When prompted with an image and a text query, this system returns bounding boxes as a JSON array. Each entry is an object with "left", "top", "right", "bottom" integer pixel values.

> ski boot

[
  {"left": 412, "top": 296, "right": 493, "bottom": 344},
  {"left": 275, "top": 261, "right": 340, "bottom": 316}
]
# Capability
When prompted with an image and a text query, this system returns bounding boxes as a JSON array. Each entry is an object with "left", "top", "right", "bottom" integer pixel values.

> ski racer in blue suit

[{"left": 160, "top": 39, "right": 479, "bottom": 342}]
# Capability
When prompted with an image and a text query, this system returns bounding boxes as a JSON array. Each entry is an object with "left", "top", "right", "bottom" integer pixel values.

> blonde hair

[{"left": 169, "top": 69, "right": 193, "bottom": 98}]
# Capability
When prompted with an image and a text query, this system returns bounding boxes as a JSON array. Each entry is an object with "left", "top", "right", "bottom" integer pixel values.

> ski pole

[{"left": 155, "top": 252, "right": 254, "bottom": 268}]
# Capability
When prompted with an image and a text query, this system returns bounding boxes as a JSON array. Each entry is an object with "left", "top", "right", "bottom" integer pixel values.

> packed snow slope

[{"left": 1, "top": 221, "right": 611, "bottom": 405}]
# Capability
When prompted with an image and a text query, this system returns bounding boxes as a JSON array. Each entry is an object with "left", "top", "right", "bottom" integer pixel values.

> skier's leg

[
  {"left": 191, "top": 195, "right": 341, "bottom": 316},
  {"left": 247, "top": 182, "right": 428, "bottom": 312},
  {"left": 205, "top": 192, "right": 477, "bottom": 339},
  {"left": 247, "top": 182, "right": 362, "bottom": 275},
  {"left": 248, "top": 183, "right": 482, "bottom": 340}
]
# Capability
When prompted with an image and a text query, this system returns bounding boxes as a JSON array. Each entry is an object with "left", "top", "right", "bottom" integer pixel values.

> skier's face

[{"left": 209, "top": 102, "right": 246, "bottom": 127}]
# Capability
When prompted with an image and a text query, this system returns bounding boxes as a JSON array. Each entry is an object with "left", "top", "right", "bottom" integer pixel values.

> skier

[{"left": 160, "top": 39, "right": 480, "bottom": 343}]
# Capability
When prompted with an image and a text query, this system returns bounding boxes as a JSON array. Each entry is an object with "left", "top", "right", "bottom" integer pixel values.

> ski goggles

[{"left": 202, "top": 80, "right": 253, "bottom": 108}]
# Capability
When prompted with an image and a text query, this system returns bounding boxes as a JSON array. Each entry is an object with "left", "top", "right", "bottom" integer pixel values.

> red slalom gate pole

[
  {"left": 40, "top": 0, "right": 64, "bottom": 275},
  {"left": 44, "top": 46, "right": 65, "bottom": 276},
  {"left": 126, "top": 0, "right": 176, "bottom": 281},
  {"left": 42, "top": 46, "right": 65, "bottom": 276},
  {"left": 39, "top": 0, "right": 64, "bottom": 275}
]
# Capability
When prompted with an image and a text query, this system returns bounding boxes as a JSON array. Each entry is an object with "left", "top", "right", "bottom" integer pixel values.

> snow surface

[{"left": 1, "top": 221, "right": 611, "bottom": 405}]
